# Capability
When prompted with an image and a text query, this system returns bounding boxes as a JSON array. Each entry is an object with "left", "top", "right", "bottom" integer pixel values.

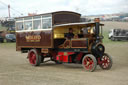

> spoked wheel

[
  {"left": 99, "top": 53, "right": 113, "bottom": 70},
  {"left": 82, "top": 54, "right": 97, "bottom": 72},
  {"left": 28, "top": 49, "right": 41, "bottom": 66}
]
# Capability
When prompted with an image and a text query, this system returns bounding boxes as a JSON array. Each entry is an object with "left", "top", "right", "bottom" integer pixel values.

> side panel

[
  {"left": 71, "top": 39, "right": 88, "bottom": 48},
  {"left": 16, "top": 30, "right": 53, "bottom": 50}
]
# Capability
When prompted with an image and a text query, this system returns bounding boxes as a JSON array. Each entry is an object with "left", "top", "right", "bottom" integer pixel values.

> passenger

[
  {"left": 78, "top": 30, "right": 84, "bottom": 38},
  {"left": 66, "top": 28, "right": 74, "bottom": 39}
]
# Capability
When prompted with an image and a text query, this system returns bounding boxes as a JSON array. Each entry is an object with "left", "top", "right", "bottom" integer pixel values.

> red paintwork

[
  {"left": 69, "top": 56, "right": 72, "bottom": 62},
  {"left": 29, "top": 51, "right": 36, "bottom": 65},
  {"left": 98, "top": 58, "right": 102, "bottom": 64},
  {"left": 58, "top": 52, "right": 74, "bottom": 55},
  {"left": 83, "top": 57, "right": 94, "bottom": 70},
  {"left": 98, "top": 56, "right": 110, "bottom": 68},
  {"left": 56, "top": 52, "right": 75, "bottom": 62},
  {"left": 76, "top": 53, "right": 83, "bottom": 61}
]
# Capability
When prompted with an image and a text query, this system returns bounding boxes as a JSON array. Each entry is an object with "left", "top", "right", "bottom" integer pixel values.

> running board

[{"left": 43, "top": 59, "right": 51, "bottom": 63}]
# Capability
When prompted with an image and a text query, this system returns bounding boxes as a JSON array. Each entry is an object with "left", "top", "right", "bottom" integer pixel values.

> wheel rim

[
  {"left": 29, "top": 51, "right": 36, "bottom": 65},
  {"left": 101, "top": 55, "right": 110, "bottom": 68},
  {"left": 83, "top": 57, "right": 94, "bottom": 70}
]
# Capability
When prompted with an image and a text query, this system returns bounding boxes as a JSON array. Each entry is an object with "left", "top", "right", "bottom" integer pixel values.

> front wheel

[
  {"left": 82, "top": 54, "right": 97, "bottom": 72},
  {"left": 99, "top": 53, "right": 113, "bottom": 70},
  {"left": 28, "top": 49, "right": 41, "bottom": 66},
  {"left": 110, "top": 36, "right": 115, "bottom": 41}
]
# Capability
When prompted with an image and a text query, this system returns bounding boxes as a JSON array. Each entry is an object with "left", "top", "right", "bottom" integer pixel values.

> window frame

[
  {"left": 24, "top": 20, "right": 33, "bottom": 30},
  {"left": 33, "top": 16, "right": 42, "bottom": 30},
  {"left": 15, "top": 18, "right": 24, "bottom": 31},
  {"left": 42, "top": 16, "right": 52, "bottom": 30},
  {"left": 15, "top": 14, "right": 53, "bottom": 32}
]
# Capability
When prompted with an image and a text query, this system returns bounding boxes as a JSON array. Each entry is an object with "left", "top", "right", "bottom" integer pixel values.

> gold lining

[{"left": 71, "top": 39, "right": 87, "bottom": 48}]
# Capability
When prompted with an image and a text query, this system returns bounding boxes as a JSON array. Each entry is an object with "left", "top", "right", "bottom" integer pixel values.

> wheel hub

[
  {"left": 29, "top": 52, "right": 36, "bottom": 65},
  {"left": 84, "top": 57, "right": 94, "bottom": 70}
]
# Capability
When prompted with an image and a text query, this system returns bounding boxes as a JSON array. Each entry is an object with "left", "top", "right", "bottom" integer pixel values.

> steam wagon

[{"left": 15, "top": 11, "right": 112, "bottom": 72}]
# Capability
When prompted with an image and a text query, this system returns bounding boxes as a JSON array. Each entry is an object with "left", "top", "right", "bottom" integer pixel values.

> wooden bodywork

[
  {"left": 16, "top": 11, "right": 81, "bottom": 51},
  {"left": 16, "top": 30, "right": 52, "bottom": 50},
  {"left": 15, "top": 11, "right": 103, "bottom": 53}
]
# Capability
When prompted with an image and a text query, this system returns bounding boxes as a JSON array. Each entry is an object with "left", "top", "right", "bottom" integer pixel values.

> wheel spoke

[
  {"left": 28, "top": 51, "right": 37, "bottom": 65},
  {"left": 89, "top": 63, "right": 93, "bottom": 70},
  {"left": 104, "top": 63, "right": 107, "bottom": 68},
  {"left": 82, "top": 55, "right": 96, "bottom": 71},
  {"left": 28, "top": 49, "right": 41, "bottom": 66},
  {"left": 84, "top": 58, "right": 87, "bottom": 65},
  {"left": 100, "top": 53, "right": 112, "bottom": 70},
  {"left": 84, "top": 58, "right": 89, "bottom": 69},
  {"left": 90, "top": 60, "right": 93, "bottom": 64}
]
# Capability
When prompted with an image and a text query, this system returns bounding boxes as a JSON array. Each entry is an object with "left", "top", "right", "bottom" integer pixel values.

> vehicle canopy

[
  {"left": 53, "top": 22, "right": 104, "bottom": 39},
  {"left": 15, "top": 11, "right": 81, "bottom": 31}
]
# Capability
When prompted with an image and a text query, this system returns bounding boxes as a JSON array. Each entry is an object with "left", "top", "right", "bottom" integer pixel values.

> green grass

[{"left": 103, "top": 30, "right": 128, "bottom": 45}]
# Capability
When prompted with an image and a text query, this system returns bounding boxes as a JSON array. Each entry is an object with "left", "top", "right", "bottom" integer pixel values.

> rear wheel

[
  {"left": 28, "top": 49, "right": 41, "bottom": 66},
  {"left": 82, "top": 54, "right": 97, "bottom": 72},
  {"left": 99, "top": 53, "right": 113, "bottom": 70}
]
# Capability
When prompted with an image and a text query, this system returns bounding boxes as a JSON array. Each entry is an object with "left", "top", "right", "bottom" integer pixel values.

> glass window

[
  {"left": 24, "top": 21, "right": 32, "bottom": 30},
  {"left": 16, "top": 18, "right": 23, "bottom": 21},
  {"left": 33, "top": 19, "right": 41, "bottom": 30},
  {"left": 89, "top": 26, "right": 95, "bottom": 34},
  {"left": 16, "top": 22, "right": 24, "bottom": 31},
  {"left": 42, "top": 17, "right": 52, "bottom": 29},
  {"left": 24, "top": 17, "right": 32, "bottom": 20},
  {"left": 33, "top": 16, "right": 41, "bottom": 19}
]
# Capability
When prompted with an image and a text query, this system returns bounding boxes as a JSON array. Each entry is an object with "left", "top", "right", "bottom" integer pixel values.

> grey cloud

[
  {"left": 0, "top": 5, "right": 7, "bottom": 10},
  {"left": 0, "top": 0, "right": 128, "bottom": 17}
]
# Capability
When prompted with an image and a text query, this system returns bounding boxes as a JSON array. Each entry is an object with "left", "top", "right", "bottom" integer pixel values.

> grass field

[{"left": 102, "top": 21, "right": 128, "bottom": 44}]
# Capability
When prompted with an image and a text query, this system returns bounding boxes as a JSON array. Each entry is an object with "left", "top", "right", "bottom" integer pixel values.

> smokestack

[
  {"left": 94, "top": 18, "right": 100, "bottom": 40},
  {"left": 8, "top": 5, "right": 10, "bottom": 18}
]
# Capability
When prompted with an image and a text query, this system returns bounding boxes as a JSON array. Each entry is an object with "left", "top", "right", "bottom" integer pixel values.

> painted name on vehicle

[{"left": 25, "top": 35, "right": 41, "bottom": 42}]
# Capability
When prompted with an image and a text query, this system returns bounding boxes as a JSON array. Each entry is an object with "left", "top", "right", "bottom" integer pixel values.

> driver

[
  {"left": 78, "top": 30, "right": 84, "bottom": 38},
  {"left": 66, "top": 28, "right": 74, "bottom": 39}
]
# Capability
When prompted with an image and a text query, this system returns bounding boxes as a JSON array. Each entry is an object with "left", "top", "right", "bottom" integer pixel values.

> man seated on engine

[
  {"left": 65, "top": 28, "right": 74, "bottom": 39},
  {"left": 78, "top": 30, "right": 84, "bottom": 38}
]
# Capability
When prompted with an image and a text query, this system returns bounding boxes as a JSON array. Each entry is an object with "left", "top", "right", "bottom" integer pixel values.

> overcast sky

[{"left": 0, "top": 0, "right": 128, "bottom": 17}]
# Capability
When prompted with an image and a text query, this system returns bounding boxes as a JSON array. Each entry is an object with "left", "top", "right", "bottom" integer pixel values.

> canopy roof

[
  {"left": 53, "top": 22, "right": 104, "bottom": 28},
  {"left": 15, "top": 11, "right": 81, "bottom": 19}
]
